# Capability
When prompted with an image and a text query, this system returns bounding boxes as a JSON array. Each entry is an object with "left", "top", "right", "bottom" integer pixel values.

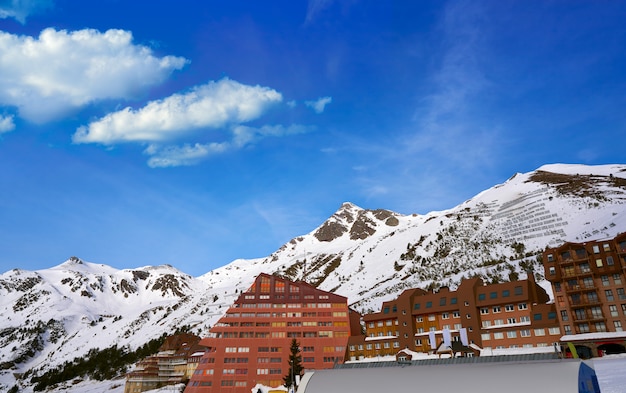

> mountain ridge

[{"left": 2, "top": 163, "right": 626, "bottom": 391}]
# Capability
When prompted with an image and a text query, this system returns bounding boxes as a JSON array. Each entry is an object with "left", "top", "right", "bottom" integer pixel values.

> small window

[
  {"left": 547, "top": 254, "right": 554, "bottom": 262},
  {"left": 383, "top": 307, "right": 390, "bottom": 314},
  {"left": 414, "top": 303, "right": 420, "bottom": 310},
  {"left": 450, "top": 297, "right": 458, "bottom": 305},
  {"left": 490, "top": 291, "right": 497, "bottom": 299},
  {"left": 478, "top": 294, "right": 486, "bottom": 301},
  {"left": 533, "top": 313, "right": 542, "bottom": 321},
  {"left": 607, "top": 256, "right": 615, "bottom": 266},
  {"left": 426, "top": 301, "right": 432, "bottom": 308},
  {"left": 440, "top": 297, "right": 447, "bottom": 306},
  {"left": 593, "top": 245, "right": 600, "bottom": 254}
]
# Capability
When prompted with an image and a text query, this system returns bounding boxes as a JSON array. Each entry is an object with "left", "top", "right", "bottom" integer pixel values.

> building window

[
  {"left": 451, "top": 297, "right": 458, "bottom": 305},
  {"left": 548, "top": 312, "right": 557, "bottom": 320},
  {"left": 603, "top": 243, "right": 611, "bottom": 251},
  {"left": 482, "top": 320, "right": 491, "bottom": 328},
  {"left": 592, "top": 245, "right": 600, "bottom": 254},
  {"left": 507, "top": 318, "right": 516, "bottom": 324},
  {"left": 533, "top": 313, "right": 542, "bottom": 321},
  {"left": 618, "top": 288, "right": 626, "bottom": 300},
  {"left": 520, "top": 329, "right": 531, "bottom": 337},
  {"left": 494, "top": 319, "right": 504, "bottom": 326},
  {"left": 440, "top": 298, "right": 447, "bottom": 306},
  {"left": 478, "top": 294, "right": 486, "bottom": 301},
  {"left": 610, "top": 305, "right": 619, "bottom": 317},
  {"left": 520, "top": 316, "right": 530, "bottom": 323},
  {"left": 561, "top": 310, "right": 569, "bottom": 321},
  {"left": 490, "top": 292, "right": 497, "bottom": 299},
  {"left": 514, "top": 286, "right": 523, "bottom": 296},
  {"left": 615, "top": 321, "right": 623, "bottom": 332},
  {"left": 534, "top": 328, "right": 546, "bottom": 336},
  {"left": 480, "top": 308, "right": 489, "bottom": 315},
  {"left": 505, "top": 304, "right": 515, "bottom": 312},
  {"left": 506, "top": 331, "right": 517, "bottom": 338},
  {"left": 606, "top": 290, "right": 615, "bottom": 301},
  {"left": 502, "top": 290, "right": 510, "bottom": 297},
  {"left": 564, "top": 325, "right": 571, "bottom": 334},
  {"left": 547, "top": 254, "right": 554, "bottom": 262},
  {"left": 414, "top": 303, "right": 421, "bottom": 310},
  {"left": 607, "top": 256, "right": 615, "bottom": 266},
  {"left": 481, "top": 333, "right": 491, "bottom": 341},
  {"left": 595, "top": 322, "right": 607, "bottom": 332},
  {"left": 416, "top": 316, "right": 423, "bottom": 322},
  {"left": 442, "top": 312, "right": 449, "bottom": 319},
  {"left": 579, "top": 324, "right": 590, "bottom": 333},
  {"left": 426, "top": 301, "right": 432, "bottom": 308},
  {"left": 383, "top": 307, "right": 390, "bottom": 314},
  {"left": 548, "top": 267, "right": 556, "bottom": 276},
  {"left": 548, "top": 327, "right": 561, "bottom": 335},
  {"left": 613, "top": 274, "right": 622, "bottom": 285},
  {"left": 493, "top": 332, "right": 504, "bottom": 340},
  {"left": 453, "top": 311, "right": 461, "bottom": 318},
  {"left": 493, "top": 306, "right": 501, "bottom": 313},
  {"left": 518, "top": 303, "right": 528, "bottom": 310},
  {"left": 596, "top": 259, "right": 604, "bottom": 268}
]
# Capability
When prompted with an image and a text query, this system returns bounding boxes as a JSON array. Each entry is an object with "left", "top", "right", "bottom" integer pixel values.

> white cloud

[
  {"left": 145, "top": 124, "right": 311, "bottom": 168},
  {"left": 0, "top": 28, "right": 188, "bottom": 123},
  {"left": 0, "top": 0, "right": 53, "bottom": 23},
  {"left": 73, "top": 78, "right": 283, "bottom": 144},
  {"left": 305, "top": 96, "right": 332, "bottom": 114},
  {"left": 0, "top": 114, "right": 15, "bottom": 133}
]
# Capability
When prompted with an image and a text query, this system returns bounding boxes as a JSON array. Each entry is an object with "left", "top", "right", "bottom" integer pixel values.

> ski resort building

[
  {"left": 185, "top": 273, "right": 362, "bottom": 392},
  {"left": 124, "top": 333, "right": 205, "bottom": 393},
  {"left": 542, "top": 232, "right": 626, "bottom": 356},
  {"left": 346, "top": 276, "right": 561, "bottom": 360}
]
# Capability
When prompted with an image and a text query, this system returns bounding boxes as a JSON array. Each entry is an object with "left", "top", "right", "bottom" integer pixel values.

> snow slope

[{"left": 1, "top": 163, "right": 625, "bottom": 391}]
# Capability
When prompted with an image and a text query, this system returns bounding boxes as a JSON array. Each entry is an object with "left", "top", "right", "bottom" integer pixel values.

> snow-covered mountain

[{"left": 1, "top": 163, "right": 626, "bottom": 391}]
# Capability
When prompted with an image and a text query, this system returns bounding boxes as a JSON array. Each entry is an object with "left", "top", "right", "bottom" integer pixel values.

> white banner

[{"left": 429, "top": 330, "right": 437, "bottom": 349}]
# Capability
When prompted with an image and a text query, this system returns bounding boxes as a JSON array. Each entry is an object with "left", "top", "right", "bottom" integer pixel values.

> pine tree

[{"left": 283, "top": 339, "right": 303, "bottom": 391}]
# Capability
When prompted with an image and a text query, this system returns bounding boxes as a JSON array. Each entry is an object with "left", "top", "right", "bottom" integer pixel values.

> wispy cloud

[
  {"left": 409, "top": 0, "right": 495, "bottom": 169},
  {"left": 0, "top": 114, "right": 15, "bottom": 133},
  {"left": 0, "top": 0, "right": 53, "bottom": 23},
  {"left": 145, "top": 124, "right": 312, "bottom": 168},
  {"left": 304, "top": 0, "right": 334, "bottom": 25},
  {"left": 305, "top": 96, "right": 332, "bottom": 114},
  {"left": 73, "top": 78, "right": 283, "bottom": 144},
  {"left": 0, "top": 28, "right": 188, "bottom": 123}
]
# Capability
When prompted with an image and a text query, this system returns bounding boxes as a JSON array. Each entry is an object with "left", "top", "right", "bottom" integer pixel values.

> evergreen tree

[{"left": 282, "top": 339, "right": 303, "bottom": 392}]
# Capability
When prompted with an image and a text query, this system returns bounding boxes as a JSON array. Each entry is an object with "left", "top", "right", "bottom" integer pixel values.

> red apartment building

[
  {"left": 542, "top": 232, "right": 626, "bottom": 336},
  {"left": 347, "top": 276, "right": 561, "bottom": 360},
  {"left": 186, "top": 273, "right": 361, "bottom": 392}
]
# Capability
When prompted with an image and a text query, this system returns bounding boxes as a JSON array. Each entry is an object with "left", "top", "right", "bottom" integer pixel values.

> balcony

[{"left": 564, "top": 284, "right": 595, "bottom": 293}]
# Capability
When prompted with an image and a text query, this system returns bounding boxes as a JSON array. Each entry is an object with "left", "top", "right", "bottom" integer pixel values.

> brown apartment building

[
  {"left": 347, "top": 276, "right": 561, "bottom": 360},
  {"left": 542, "top": 232, "right": 626, "bottom": 336},
  {"left": 125, "top": 333, "right": 205, "bottom": 393},
  {"left": 185, "top": 273, "right": 362, "bottom": 393}
]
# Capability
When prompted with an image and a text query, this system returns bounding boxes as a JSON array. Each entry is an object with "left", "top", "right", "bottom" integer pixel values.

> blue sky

[{"left": 1, "top": 0, "right": 625, "bottom": 276}]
